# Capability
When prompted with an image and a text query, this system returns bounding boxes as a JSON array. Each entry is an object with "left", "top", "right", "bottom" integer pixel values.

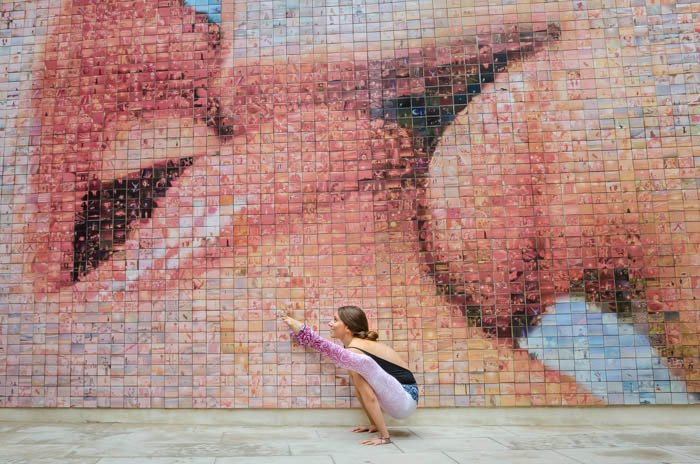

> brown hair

[{"left": 337, "top": 305, "right": 379, "bottom": 341}]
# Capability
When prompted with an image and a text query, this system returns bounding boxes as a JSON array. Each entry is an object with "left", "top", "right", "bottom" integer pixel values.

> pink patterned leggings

[{"left": 293, "top": 325, "right": 417, "bottom": 419}]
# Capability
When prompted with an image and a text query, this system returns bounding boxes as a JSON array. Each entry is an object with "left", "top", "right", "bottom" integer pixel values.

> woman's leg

[
  {"left": 350, "top": 371, "right": 391, "bottom": 445},
  {"left": 292, "top": 325, "right": 416, "bottom": 419}
]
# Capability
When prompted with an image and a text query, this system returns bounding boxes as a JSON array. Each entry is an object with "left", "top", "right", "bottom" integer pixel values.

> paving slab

[
  {"left": 5, "top": 459, "right": 99, "bottom": 464},
  {"left": 69, "top": 439, "right": 291, "bottom": 458},
  {"left": 97, "top": 459, "right": 216, "bottom": 464},
  {"left": 315, "top": 426, "right": 417, "bottom": 441},
  {"left": 1, "top": 444, "right": 80, "bottom": 461},
  {"left": 445, "top": 449, "right": 582, "bottom": 464},
  {"left": 214, "top": 458, "right": 333, "bottom": 464},
  {"left": 408, "top": 425, "right": 513, "bottom": 439},
  {"left": 658, "top": 446, "right": 700, "bottom": 460},
  {"left": 493, "top": 431, "right": 700, "bottom": 451},
  {"left": 393, "top": 436, "right": 510, "bottom": 453},
  {"left": 331, "top": 451, "right": 458, "bottom": 464},
  {"left": 1, "top": 417, "right": 699, "bottom": 464},
  {"left": 222, "top": 426, "right": 319, "bottom": 441},
  {"left": 288, "top": 438, "right": 404, "bottom": 456},
  {"left": 555, "top": 446, "right": 697, "bottom": 464}
]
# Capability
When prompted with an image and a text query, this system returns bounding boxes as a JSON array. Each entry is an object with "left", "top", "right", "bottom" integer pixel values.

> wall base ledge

[{"left": 1, "top": 405, "right": 699, "bottom": 427}]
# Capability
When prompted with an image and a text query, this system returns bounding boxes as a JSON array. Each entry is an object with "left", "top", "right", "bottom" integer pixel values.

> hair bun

[{"left": 355, "top": 330, "right": 379, "bottom": 341}]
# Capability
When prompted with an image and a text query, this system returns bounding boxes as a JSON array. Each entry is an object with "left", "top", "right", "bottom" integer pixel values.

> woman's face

[{"left": 328, "top": 313, "right": 350, "bottom": 340}]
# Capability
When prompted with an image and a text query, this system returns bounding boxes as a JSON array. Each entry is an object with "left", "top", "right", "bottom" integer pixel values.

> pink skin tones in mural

[{"left": 17, "top": 0, "right": 698, "bottom": 408}]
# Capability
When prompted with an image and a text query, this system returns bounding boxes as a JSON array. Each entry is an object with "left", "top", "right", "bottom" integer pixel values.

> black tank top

[{"left": 352, "top": 347, "right": 417, "bottom": 385}]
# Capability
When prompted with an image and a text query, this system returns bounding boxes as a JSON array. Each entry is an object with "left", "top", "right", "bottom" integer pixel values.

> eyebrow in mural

[
  {"left": 377, "top": 24, "right": 561, "bottom": 152},
  {"left": 206, "top": 24, "right": 561, "bottom": 139}
]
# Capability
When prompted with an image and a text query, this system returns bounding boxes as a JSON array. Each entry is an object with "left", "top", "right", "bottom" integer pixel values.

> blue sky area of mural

[
  {"left": 518, "top": 298, "right": 687, "bottom": 403},
  {"left": 184, "top": 0, "right": 222, "bottom": 23}
]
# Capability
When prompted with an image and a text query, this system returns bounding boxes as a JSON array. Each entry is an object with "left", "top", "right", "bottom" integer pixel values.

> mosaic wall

[{"left": 0, "top": 0, "right": 698, "bottom": 408}]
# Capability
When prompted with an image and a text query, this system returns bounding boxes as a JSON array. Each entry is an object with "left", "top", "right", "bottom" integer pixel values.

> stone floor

[{"left": 2, "top": 419, "right": 700, "bottom": 464}]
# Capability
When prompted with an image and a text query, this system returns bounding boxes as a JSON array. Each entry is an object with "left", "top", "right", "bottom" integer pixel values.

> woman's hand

[{"left": 277, "top": 310, "right": 305, "bottom": 334}]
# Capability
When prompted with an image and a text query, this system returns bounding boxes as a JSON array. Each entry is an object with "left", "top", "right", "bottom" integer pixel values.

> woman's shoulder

[
  {"left": 348, "top": 339, "right": 375, "bottom": 350},
  {"left": 348, "top": 339, "right": 383, "bottom": 354}
]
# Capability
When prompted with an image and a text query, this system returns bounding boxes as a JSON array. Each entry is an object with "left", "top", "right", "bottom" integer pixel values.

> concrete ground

[{"left": 1, "top": 409, "right": 700, "bottom": 464}]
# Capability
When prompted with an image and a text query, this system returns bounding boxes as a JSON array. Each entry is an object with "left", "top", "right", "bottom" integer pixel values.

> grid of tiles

[{"left": 0, "top": 0, "right": 698, "bottom": 408}]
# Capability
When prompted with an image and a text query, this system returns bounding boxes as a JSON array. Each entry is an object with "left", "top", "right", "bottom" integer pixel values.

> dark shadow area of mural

[{"left": 72, "top": 157, "right": 194, "bottom": 281}]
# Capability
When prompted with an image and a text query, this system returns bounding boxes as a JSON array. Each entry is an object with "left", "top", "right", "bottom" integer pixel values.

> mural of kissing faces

[{"left": 2, "top": 0, "right": 697, "bottom": 407}]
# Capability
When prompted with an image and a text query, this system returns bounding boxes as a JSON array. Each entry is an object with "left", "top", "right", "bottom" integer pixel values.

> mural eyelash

[{"left": 72, "top": 157, "right": 194, "bottom": 282}]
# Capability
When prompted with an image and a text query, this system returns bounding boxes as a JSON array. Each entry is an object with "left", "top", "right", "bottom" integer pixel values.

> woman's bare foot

[
  {"left": 352, "top": 425, "right": 378, "bottom": 433},
  {"left": 360, "top": 436, "right": 392, "bottom": 446}
]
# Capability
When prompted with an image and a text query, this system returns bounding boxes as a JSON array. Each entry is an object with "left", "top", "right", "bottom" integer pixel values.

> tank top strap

[{"left": 347, "top": 346, "right": 372, "bottom": 355}]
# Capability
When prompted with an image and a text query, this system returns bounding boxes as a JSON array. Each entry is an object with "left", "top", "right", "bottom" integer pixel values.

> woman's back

[{"left": 349, "top": 338, "right": 410, "bottom": 371}]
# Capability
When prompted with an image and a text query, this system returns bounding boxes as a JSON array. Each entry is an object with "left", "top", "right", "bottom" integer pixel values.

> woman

[{"left": 280, "top": 306, "right": 419, "bottom": 446}]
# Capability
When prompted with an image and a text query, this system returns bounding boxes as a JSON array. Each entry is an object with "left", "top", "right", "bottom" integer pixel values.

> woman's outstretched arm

[{"left": 280, "top": 315, "right": 367, "bottom": 373}]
